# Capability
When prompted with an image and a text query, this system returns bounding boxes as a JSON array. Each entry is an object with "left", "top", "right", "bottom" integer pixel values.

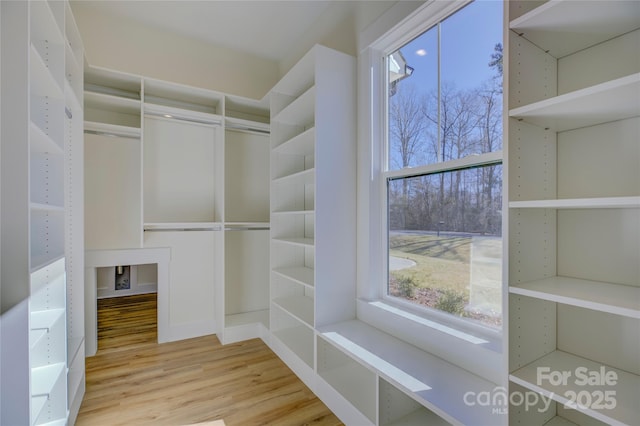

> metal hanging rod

[
  {"left": 224, "top": 226, "right": 270, "bottom": 231},
  {"left": 225, "top": 122, "right": 270, "bottom": 135},
  {"left": 144, "top": 226, "right": 223, "bottom": 232},
  {"left": 84, "top": 129, "right": 140, "bottom": 139},
  {"left": 145, "top": 111, "right": 222, "bottom": 126}
]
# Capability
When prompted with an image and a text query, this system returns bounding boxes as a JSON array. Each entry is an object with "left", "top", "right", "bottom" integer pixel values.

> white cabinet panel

[
  {"left": 143, "top": 117, "right": 218, "bottom": 223},
  {"left": 144, "top": 230, "right": 217, "bottom": 339},
  {"left": 84, "top": 132, "right": 142, "bottom": 249}
]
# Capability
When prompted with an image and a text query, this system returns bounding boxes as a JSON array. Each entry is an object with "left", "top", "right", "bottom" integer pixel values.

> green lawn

[
  {"left": 389, "top": 233, "right": 472, "bottom": 293},
  {"left": 389, "top": 232, "right": 502, "bottom": 327}
]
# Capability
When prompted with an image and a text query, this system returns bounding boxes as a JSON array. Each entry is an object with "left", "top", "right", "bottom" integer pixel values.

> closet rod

[
  {"left": 224, "top": 226, "right": 270, "bottom": 231},
  {"left": 84, "top": 129, "right": 140, "bottom": 139},
  {"left": 145, "top": 111, "right": 222, "bottom": 127},
  {"left": 144, "top": 226, "right": 223, "bottom": 232},
  {"left": 225, "top": 123, "right": 270, "bottom": 135}
]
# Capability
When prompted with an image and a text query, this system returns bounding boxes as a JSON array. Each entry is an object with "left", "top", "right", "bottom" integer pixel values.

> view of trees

[
  {"left": 388, "top": 43, "right": 503, "bottom": 237},
  {"left": 387, "top": 40, "right": 504, "bottom": 326}
]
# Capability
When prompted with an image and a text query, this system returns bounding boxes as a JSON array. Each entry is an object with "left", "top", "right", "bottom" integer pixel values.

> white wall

[
  {"left": 72, "top": 1, "right": 399, "bottom": 98},
  {"left": 278, "top": 1, "right": 397, "bottom": 76},
  {"left": 71, "top": 4, "right": 280, "bottom": 100}
]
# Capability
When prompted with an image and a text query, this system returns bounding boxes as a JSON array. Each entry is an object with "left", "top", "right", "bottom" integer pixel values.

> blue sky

[{"left": 399, "top": 0, "right": 503, "bottom": 92}]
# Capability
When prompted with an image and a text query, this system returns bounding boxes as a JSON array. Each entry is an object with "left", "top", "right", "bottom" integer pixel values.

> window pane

[
  {"left": 388, "top": 164, "right": 502, "bottom": 328},
  {"left": 439, "top": 0, "right": 503, "bottom": 160},
  {"left": 388, "top": 26, "right": 438, "bottom": 170},
  {"left": 387, "top": 0, "right": 503, "bottom": 170}
]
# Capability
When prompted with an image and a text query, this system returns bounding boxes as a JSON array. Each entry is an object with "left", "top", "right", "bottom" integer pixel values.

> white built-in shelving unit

[
  {"left": 507, "top": 1, "right": 640, "bottom": 425},
  {"left": 317, "top": 320, "right": 501, "bottom": 425},
  {"left": 1, "top": 0, "right": 84, "bottom": 424},
  {"left": 268, "top": 45, "right": 357, "bottom": 378},
  {"left": 63, "top": 1, "right": 85, "bottom": 422},
  {"left": 266, "top": 43, "right": 501, "bottom": 426},
  {"left": 218, "top": 95, "right": 271, "bottom": 344},
  {"left": 83, "top": 66, "right": 272, "bottom": 345}
]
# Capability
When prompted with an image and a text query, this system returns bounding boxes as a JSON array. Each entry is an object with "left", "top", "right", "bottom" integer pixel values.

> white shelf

[
  {"left": 31, "top": 202, "right": 64, "bottom": 212},
  {"left": 30, "top": 329, "right": 48, "bottom": 351},
  {"left": 143, "top": 222, "right": 222, "bottom": 231},
  {"left": 223, "top": 222, "right": 270, "bottom": 231},
  {"left": 272, "top": 295, "right": 314, "bottom": 327},
  {"left": 30, "top": 122, "right": 64, "bottom": 154},
  {"left": 509, "top": 73, "right": 640, "bottom": 132},
  {"left": 31, "top": 362, "right": 66, "bottom": 423},
  {"left": 31, "top": 362, "right": 65, "bottom": 400},
  {"left": 509, "top": 196, "right": 640, "bottom": 210},
  {"left": 225, "top": 309, "right": 269, "bottom": 328},
  {"left": 510, "top": 350, "right": 639, "bottom": 426},
  {"left": 272, "top": 237, "right": 314, "bottom": 248},
  {"left": 272, "top": 266, "right": 314, "bottom": 288},
  {"left": 31, "top": 254, "right": 65, "bottom": 274},
  {"left": 272, "top": 86, "right": 316, "bottom": 126},
  {"left": 510, "top": 276, "right": 640, "bottom": 319},
  {"left": 144, "top": 102, "right": 222, "bottom": 126},
  {"left": 84, "top": 66, "right": 141, "bottom": 98},
  {"left": 84, "top": 121, "right": 141, "bottom": 138},
  {"left": 31, "top": 308, "right": 65, "bottom": 333},
  {"left": 272, "top": 168, "right": 315, "bottom": 185},
  {"left": 271, "top": 325, "right": 314, "bottom": 368},
  {"left": 225, "top": 116, "right": 270, "bottom": 134},
  {"left": 385, "top": 408, "right": 450, "bottom": 426},
  {"left": 318, "top": 320, "right": 499, "bottom": 426},
  {"left": 31, "top": 394, "right": 49, "bottom": 424},
  {"left": 543, "top": 417, "right": 578, "bottom": 426},
  {"left": 225, "top": 95, "right": 270, "bottom": 124},
  {"left": 144, "top": 77, "right": 222, "bottom": 115},
  {"left": 272, "top": 209, "right": 314, "bottom": 216},
  {"left": 30, "top": 0, "right": 64, "bottom": 47},
  {"left": 273, "top": 127, "right": 315, "bottom": 156},
  {"left": 84, "top": 91, "right": 141, "bottom": 115},
  {"left": 510, "top": 0, "right": 640, "bottom": 58},
  {"left": 30, "top": 44, "right": 63, "bottom": 100}
]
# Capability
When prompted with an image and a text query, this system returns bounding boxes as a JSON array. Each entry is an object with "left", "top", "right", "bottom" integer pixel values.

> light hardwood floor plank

[{"left": 76, "top": 294, "right": 342, "bottom": 426}]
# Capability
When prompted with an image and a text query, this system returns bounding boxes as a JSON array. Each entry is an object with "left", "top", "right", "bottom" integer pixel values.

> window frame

[{"left": 358, "top": 0, "right": 506, "bottom": 348}]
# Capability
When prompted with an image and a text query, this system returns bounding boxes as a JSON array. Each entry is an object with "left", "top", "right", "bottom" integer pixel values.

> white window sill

[{"left": 356, "top": 298, "right": 504, "bottom": 384}]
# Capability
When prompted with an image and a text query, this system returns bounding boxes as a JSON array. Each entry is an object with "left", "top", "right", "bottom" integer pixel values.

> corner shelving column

[
  {"left": 507, "top": 1, "right": 640, "bottom": 425},
  {"left": 269, "top": 45, "right": 356, "bottom": 383},
  {"left": 2, "top": 1, "right": 82, "bottom": 424},
  {"left": 29, "top": 1, "right": 69, "bottom": 424},
  {"left": 218, "top": 95, "right": 271, "bottom": 344}
]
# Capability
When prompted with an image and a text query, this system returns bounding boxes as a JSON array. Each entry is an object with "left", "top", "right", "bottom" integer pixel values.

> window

[{"left": 383, "top": 0, "right": 503, "bottom": 329}]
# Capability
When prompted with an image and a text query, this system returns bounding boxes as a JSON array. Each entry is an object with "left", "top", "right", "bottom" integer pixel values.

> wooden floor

[{"left": 76, "top": 294, "right": 342, "bottom": 426}]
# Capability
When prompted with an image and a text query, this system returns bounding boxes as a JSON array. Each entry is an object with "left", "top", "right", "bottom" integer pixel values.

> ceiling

[{"left": 71, "top": 1, "right": 337, "bottom": 62}]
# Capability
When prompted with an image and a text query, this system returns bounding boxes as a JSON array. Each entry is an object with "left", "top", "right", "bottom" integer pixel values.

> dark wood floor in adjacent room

[{"left": 76, "top": 293, "right": 342, "bottom": 426}]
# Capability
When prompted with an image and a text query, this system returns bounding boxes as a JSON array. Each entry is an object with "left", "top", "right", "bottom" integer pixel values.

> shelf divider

[
  {"left": 510, "top": 350, "right": 639, "bottom": 426},
  {"left": 272, "top": 266, "right": 315, "bottom": 288},
  {"left": 510, "top": 276, "right": 639, "bottom": 319},
  {"left": 272, "top": 295, "right": 314, "bottom": 327},
  {"left": 509, "top": 196, "right": 640, "bottom": 210},
  {"left": 510, "top": 0, "right": 640, "bottom": 58},
  {"left": 508, "top": 73, "right": 640, "bottom": 132}
]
